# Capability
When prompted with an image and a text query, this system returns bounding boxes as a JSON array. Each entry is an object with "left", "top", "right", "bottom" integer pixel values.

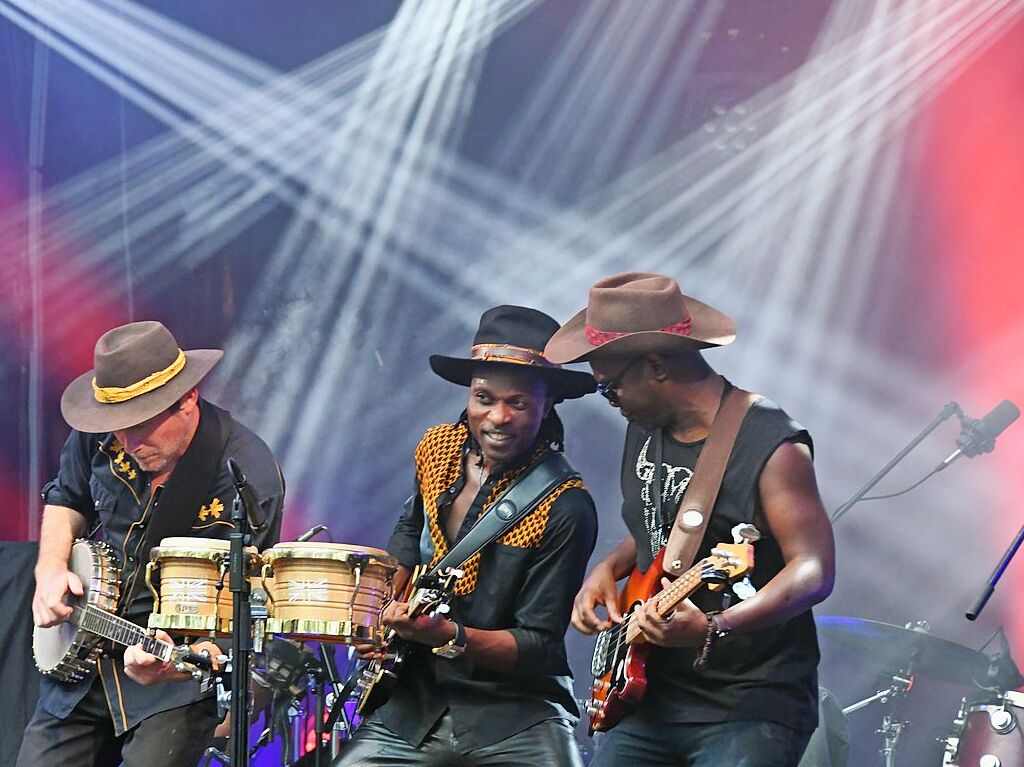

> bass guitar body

[{"left": 586, "top": 548, "right": 665, "bottom": 734}]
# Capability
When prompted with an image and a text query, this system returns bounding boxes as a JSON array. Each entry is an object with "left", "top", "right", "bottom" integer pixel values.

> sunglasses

[{"left": 596, "top": 356, "right": 644, "bottom": 404}]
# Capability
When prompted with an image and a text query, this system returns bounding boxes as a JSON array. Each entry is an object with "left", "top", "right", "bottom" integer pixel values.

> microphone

[
  {"left": 296, "top": 524, "right": 329, "bottom": 543},
  {"left": 937, "top": 400, "right": 1020, "bottom": 472},
  {"left": 227, "top": 457, "right": 267, "bottom": 532}
]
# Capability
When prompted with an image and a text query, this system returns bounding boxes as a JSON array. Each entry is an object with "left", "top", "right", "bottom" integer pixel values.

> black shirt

[
  {"left": 380, "top": 422, "right": 598, "bottom": 750},
  {"left": 620, "top": 397, "right": 820, "bottom": 733},
  {"left": 38, "top": 400, "right": 284, "bottom": 734}
]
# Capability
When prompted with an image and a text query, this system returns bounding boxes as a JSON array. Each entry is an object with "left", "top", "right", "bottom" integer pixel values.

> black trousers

[
  {"left": 334, "top": 713, "right": 584, "bottom": 767},
  {"left": 16, "top": 677, "right": 220, "bottom": 767}
]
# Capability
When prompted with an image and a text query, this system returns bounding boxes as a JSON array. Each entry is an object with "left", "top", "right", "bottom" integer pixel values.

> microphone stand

[
  {"left": 831, "top": 402, "right": 961, "bottom": 523},
  {"left": 965, "top": 520, "right": 1024, "bottom": 621},
  {"left": 229, "top": 490, "right": 253, "bottom": 766}
]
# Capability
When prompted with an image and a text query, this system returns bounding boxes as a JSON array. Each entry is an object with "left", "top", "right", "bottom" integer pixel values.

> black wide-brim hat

[
  {"left": 61, "top": 321, "right": 223, "bottom": 433},
  {"left": 429, "top": 305, "right": 596, "bottom": 401}
]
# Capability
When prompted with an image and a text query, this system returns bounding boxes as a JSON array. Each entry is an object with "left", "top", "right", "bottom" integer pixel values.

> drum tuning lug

[{"left": 989, "top": 707, "right": 1015, "bottom": 733}]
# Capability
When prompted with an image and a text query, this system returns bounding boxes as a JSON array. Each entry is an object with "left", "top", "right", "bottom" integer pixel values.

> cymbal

[{"left": 816, "top": 616, "right": 992, "bottom": 687}]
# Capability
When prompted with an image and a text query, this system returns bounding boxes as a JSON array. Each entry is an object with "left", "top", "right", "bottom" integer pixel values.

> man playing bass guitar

[{"left": 546, "top": 273, "right": 835, "bottom": 767}]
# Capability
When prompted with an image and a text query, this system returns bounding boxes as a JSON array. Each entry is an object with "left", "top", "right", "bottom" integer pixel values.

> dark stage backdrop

[{"left": 2, "top": 3, "right": 1023, "bottom": 765}]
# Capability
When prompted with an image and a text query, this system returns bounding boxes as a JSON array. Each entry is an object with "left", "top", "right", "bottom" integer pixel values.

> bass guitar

[
  {"left": 354, "top": 565, "right": 463, "bottom": 715},
  {"left": 586, "top": 524, "right": 758, "bottom": 733},
  {"left": 33, "top": 539, "right": 213, "bottom": 684}
]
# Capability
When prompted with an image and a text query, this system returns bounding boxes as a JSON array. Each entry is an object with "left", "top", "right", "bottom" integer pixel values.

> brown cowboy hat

[
  {"left": 545, "top": 272, "right": 736, "bottom": 363},
  {"left": 430, "top": 305, "right": 596, "bottom": 401},
  {"left": 60, "top": 321, "right": 223, "bottom": 433}
]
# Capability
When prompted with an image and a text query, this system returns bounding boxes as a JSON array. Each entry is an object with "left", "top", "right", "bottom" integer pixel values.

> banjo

[{"left": 33, "top": 539, "right": 212, "bottom": 684}]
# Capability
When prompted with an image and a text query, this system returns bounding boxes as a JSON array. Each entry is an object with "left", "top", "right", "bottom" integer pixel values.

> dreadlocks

[{"left": 538, "top": 406, "right": 565, "bottom": 452}]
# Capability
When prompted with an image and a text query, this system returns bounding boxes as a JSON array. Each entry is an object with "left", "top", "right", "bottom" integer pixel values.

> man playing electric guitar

[
  {"left": 546, "top": 273, "right": 835, "bottom": 767},
  {"left": 336, "top": 306, "right": 598, "bottom": 767}
]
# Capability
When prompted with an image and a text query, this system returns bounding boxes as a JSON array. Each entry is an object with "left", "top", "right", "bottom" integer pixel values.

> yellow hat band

[{"left": 92, "top": 349, "right": 187, "bottom": 404}]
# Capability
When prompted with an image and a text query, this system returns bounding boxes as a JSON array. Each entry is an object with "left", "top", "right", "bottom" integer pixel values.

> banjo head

[
  {"left": 33, "top": 540, "right": 121, "bottom": 681},
  {"left": 33, "top": 621, "right": 82, "bottom": 672}
]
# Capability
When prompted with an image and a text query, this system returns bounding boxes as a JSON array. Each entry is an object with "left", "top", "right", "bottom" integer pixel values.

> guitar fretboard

[
  {"left": 622, "top": 555, "right": 722, "bottom": 644},
  {"left": 72, "top": 604, "right": 172, "bottom": 662}
]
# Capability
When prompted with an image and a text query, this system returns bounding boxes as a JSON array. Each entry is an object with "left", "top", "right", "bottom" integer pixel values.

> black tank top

[{"left": 619, "top": 396, "right": 820, "bottom": 731}]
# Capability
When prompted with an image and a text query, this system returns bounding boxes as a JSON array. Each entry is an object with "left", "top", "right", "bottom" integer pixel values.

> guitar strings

[
  {"left": 598, "top": 565, "right": 704, "bottom": 648},
  {"left": 596, "top": 553, "right": 735, "bottom": 651}
]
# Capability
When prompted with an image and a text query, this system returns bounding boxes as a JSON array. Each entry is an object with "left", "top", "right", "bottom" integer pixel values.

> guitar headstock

[
  {"left": 702, "top": 542, "right": 755, "bottom": 591},
  {"left": 171, "top": 644, "right": 217, "bottom": 691},
  {"left": 408, "top": 567, "right": 464, "bottom": 618}
]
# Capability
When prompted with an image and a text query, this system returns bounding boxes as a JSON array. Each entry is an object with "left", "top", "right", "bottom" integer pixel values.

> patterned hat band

[
  {"left": 471, "top": 343, "right": 558, "bottom": 368},
  {"left": 584, "top": 318, "right": 693, "bottom": 346},
  {"left": 92, "top": 348, "right": 186, "bottom": 404}
]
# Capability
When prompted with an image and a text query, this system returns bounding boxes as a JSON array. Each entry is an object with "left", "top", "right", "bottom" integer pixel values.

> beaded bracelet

[{"left": 692, "top": 612, "right": 730, "bottom": 671}]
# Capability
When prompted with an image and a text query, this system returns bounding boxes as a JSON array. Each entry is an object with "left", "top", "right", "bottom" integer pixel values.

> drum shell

[
  {"left": 943, "top": 691, "right": 1024, "bottom": 767},
  {"left": 147, "top": 537, "right": 261, "bottom": 637},
  {"left": 262, "top": 542, "right": 397, "bottom": 644}
]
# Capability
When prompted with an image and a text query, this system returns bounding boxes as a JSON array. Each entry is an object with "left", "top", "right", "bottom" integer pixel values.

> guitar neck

[
  {"left": 72, "top": 604, "right": 173, "bottom": 662},
  {"left": 622, "top": 558, "right": 711, "bottom": 644}
]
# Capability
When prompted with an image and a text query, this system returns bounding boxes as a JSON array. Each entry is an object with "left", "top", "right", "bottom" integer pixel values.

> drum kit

[
  {"left": 816, "top": 616, "right": 1024, "bottom": 767},
  {"left": 144, "top": 535, "right": 399, "bottom": 766}
]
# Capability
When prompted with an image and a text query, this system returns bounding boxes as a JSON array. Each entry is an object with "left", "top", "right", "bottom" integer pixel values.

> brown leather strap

[{"left": 662, "top": 387, "right": 760, "bottom": 575}]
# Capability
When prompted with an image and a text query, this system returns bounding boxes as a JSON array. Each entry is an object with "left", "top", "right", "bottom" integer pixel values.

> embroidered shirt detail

[
  {"left": 198, "top": 498, "right": 224, "bottom": 521},
  {"left": 112, "top": 449, "right": 138, "bottom": 481}
]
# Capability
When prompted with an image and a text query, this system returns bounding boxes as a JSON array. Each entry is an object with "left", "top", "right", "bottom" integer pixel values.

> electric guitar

[
  {"left": 586, "top": 525, "right": 758, "bottom": 733},
  {"left": 354, "top": 564, "right": 463, "bottom": 715},
  {"left": 33, "top": 539, "right": 213, "bottom": 685}
]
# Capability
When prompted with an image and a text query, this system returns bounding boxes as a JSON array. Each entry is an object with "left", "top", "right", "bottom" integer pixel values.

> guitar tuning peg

[
  {"left": 732, "top": 576, "right": 757, "bottom": 601},
  {"left": 730, "top": 523, "right": 761, "bottom": 545}
]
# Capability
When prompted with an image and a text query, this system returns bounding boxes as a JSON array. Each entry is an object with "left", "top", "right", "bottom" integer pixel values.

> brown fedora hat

[
  {"left": 545, "top": 272, "right": 736, "bottom": 364},
  {"left": 430, "top": 305, "right": 596, "bottom": 401},
  {"left": 60, "top": 321, "right": 223, "bottom": 433}
]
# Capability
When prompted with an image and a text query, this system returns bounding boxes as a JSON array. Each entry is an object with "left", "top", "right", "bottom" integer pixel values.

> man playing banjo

[{"left": 18, "top": 320, "right": 284, "bottom": 767}]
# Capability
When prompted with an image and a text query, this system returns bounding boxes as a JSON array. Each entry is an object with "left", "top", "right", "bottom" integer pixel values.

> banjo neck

[{"left": 70, "top": 603, "right": 173, "bottom": 662}]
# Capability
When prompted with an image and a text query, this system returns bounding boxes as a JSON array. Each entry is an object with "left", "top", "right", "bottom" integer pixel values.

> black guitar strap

[{"left": 428, "top": 450, "right": 578, "bottom": 577}]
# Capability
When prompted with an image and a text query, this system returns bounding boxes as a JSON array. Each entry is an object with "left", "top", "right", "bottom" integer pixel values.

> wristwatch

[{"left": 432, "top": 622, "right": 467, "bottom": 659}]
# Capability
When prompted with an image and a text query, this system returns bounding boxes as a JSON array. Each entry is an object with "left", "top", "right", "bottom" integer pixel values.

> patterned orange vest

[{"left": 414, "top": 422, "right": 585, "bottom": 595}]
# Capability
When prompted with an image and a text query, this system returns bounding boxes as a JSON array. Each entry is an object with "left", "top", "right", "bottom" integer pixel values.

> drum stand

[
  {"left": 841, "top": 671, "right": 912, "bottom": 767},
  {"left": 227, "top": 482, "right": 258, "bottom": 765},
  {"left": 877, "top": 714, "right": 908, "bottom": 767},
  {"left": 293, "top": 645, "right": 357, "bottom": 766}
]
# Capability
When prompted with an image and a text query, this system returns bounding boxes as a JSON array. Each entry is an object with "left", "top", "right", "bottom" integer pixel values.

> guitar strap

[
  {"left": 661, "top": 386, "right": 760, "bottom": 576},
  {"left": 428, "top": 450, "right": 579, "bottom": 577}
]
